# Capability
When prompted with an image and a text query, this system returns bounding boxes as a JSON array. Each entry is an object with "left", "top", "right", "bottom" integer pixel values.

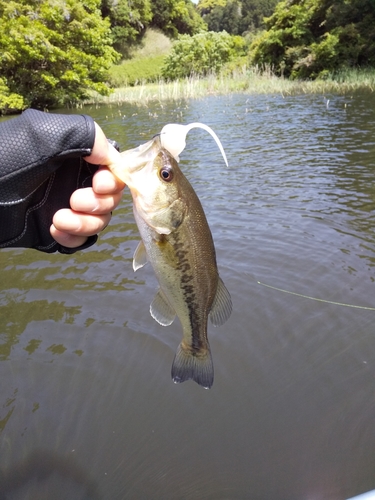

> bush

[
  {"left": 0, "top": 78, "right": 25, "bottom": 115},
  {"left": 161, "top": 31, "right": 246, "bottom": 79},
  {"left": 0, "top": 0, "right": 119, "bottom": 111},
  {"left": 249, "top": 0, "right": 375, "bottom": 79}
]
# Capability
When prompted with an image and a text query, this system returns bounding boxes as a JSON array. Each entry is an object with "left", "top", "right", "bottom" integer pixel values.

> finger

[
  {"left": 52, "top": 209, "right": 111, "bottom": 236},
  {"left": 92, "top": 167, "right": 125, "bottom": 195},
  {"left": 84, "top": 124, "right": 127, "bottom": 185},
  {"left": 84, "top": 123, "right": 121, "bottom": 167},
  {"left": 70, "top": 187, "right": 122, "bottom": 214},
  {"left": 50, "top": 225, "right": 88, "bottom": 249}
]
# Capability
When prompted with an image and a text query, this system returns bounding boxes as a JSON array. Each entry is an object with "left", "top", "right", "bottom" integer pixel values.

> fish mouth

[{"left": 120, "top": 136, "right": 161, "bottom": 174}]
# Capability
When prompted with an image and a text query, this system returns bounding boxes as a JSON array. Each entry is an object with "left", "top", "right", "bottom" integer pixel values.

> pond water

[{"left": 1, "top": 91, "right": 375, "bottom": 499}]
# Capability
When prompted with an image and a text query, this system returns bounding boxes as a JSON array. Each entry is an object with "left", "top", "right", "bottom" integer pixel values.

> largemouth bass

[{"left": 110, "top": 125, "right": 232, "bottom": 389}]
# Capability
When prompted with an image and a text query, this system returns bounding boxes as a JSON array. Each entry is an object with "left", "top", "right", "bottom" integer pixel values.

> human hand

[{"left": 50, "top": 123, "right": 125, "bottom": 249}]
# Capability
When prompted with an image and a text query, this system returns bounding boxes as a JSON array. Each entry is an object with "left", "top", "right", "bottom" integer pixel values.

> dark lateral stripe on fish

[{"left": 172, "top": 233, "right": 206, "bottom": 350}]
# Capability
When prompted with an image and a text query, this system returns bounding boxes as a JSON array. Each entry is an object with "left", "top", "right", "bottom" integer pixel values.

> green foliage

[
  {"left": 108, "top": 29, "right": 171, "bottom": 86},
  {"left": 87, "top": 66, "right": 375, "bottom": 107},
  {"left": 0, "top": 0, "right": 120, "bottom": 112},
  {"left": 240, "top": 0, "right": 280, "bottom": 32},
  {"left": 102, "top": 0, "right": 206, "bottom": 56},
  {"left": 220, "top": 55, "right": 249, "bottom": 76},
  {"left": 101, "top": 0, "right": 152, "bottom": 55},
  {"left": 196, "top": 0, "right": 227, "bottom": 15},
  {"left": 203, "top": 1, "right": 242, "bottom": 35},
  {"left": 128, "top": 28, "right": 172, "bottom": 58},
  {"left": 109, "top": 55, "right": 166, "bottom": 86},
  {"left": 151, "top": 0, "right": 206, "bottom": 38},
  {"left": 198, "top": 0, "right": 279, "bottom": 34},
  {"left": 249, "top": 0, "right": 375, "bottom": 79},
  {"left": 161, "top": 30, "right": 246, "bottom": 79},
  {"left": 0, "top": 78, "right": 25, "bottom": 114}
]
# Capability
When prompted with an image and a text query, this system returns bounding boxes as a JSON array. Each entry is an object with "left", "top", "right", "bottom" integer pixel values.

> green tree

[
  {"left": 0, "top": 78, "right": 25, "bottom": 113},
  {"left": 101, "top": 0, "right": 152, "bottom": 55},
  {"left": 203, "top": 1, "right": 242, "bottom": 35},
  {"left": 196, "top": 0, "right": 227, "bottom": 16},
  {"left": 162, "top": 30, "right": 245, "bottom": 78},
  {"left": 0, "top": 0, "right": 119, "bottom": 113},
  {"left": 151, "top": 0, "right": 206, "bottom": 38},
  {"left": 240, "top": 0, "right": 279, "bottom": 32},
  {"left": 249, "top": 0, "right": 375, "bottom": 78},
  {"left": 197, "top": 0, "right": 279, "bottom": 34}
]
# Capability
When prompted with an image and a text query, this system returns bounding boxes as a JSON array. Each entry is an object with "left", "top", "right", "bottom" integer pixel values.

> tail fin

[{"left": 171, "top": 343, "right": 214, "bottom": 389}]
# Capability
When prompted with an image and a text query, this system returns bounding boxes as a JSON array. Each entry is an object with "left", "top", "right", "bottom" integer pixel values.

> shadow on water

[
  {"left": 0, "top": 450, "right": 100, "bottom": 499},
  {"left": 2, "top": 92, "right": 375, "bottom": 498}
]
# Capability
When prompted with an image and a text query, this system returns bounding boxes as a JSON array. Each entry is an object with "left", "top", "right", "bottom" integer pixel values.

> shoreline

[{"left": 82, "top": 69, "right": 375, "bottom": 107}]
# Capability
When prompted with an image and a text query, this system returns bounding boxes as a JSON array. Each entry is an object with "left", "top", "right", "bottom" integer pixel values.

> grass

[
  {"left": 108, "top": 29, "right": 171, "bottom": 87},
  {"left": 97, "top": 28, "right": 375, "bottom": 107},
  {"left": 108, "top": 54, "right": 167, "bottom": 87},
  {"left": 87, "top": 65, "right": 375, "bottom": 107},
  {"left": 128, "top": 28, "right": 172, "bottom": 58}
]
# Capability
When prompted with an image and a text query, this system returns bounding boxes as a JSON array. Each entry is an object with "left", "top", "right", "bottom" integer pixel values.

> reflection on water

[{"left": 1, "top": 92, "right": 375, "bottom": 498}]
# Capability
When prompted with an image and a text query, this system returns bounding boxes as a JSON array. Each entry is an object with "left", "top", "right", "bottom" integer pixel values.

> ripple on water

[{"left": 1, "top": 92, "right": 375, "bottom": 498}]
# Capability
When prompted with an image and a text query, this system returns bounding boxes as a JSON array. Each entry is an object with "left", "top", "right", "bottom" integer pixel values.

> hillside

[{"left": 108, "top": 29, "right": 173, "bottom": 87}]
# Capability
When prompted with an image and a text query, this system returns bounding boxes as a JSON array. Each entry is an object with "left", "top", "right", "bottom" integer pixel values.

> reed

[{"left": 86, "top": 67, "right": 375, "bottom": 106}]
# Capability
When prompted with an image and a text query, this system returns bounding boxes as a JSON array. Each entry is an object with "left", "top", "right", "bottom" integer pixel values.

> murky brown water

[{"left": 1, "top": 92, "right": 375, "bottom": 499}]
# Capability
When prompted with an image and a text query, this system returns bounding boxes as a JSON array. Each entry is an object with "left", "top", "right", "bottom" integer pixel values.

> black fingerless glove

[{"left": 0, "top": 109, "right": 100, "bottom": 254}]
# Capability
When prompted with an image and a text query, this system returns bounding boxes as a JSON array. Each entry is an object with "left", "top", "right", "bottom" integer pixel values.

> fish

[{"left": 110, "top": 124, "right": 232, "bottom": 389}]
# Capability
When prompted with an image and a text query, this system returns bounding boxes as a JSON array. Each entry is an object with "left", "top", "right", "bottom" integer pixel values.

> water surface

[{"left": 1, "top": 92, "right": 375, "bottom": 499}]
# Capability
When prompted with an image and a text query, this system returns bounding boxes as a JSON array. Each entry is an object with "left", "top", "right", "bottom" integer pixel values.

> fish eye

[{"left": 159, "top": 167, "right": 173, "bottom": 182}]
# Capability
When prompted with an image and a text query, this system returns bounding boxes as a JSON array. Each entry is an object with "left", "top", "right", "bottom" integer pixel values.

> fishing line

[{"left": 257, "top": 281, "right": 375, "bottom": 311}]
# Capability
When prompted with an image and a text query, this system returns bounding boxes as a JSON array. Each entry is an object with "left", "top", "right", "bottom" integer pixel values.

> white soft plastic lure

[
  {"left": 160, "top": 122, "right": 228, "bottom": 166},
  {"left": 109, "top": 122, "right": 228, "bottom": 184}
]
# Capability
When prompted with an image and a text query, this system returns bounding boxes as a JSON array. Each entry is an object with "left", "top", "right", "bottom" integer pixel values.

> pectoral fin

[
  {"left": 133, "top": 241, "right": 148, "bottom": 271},
  {"left": 150, "top": 289, "right": 176, "bottom": 326},
  {"left": 209, "top": 277, "right": 232, "bottom": 326},
  {"left": 150, "top": 198, "right": 186, "bottom": 234}
]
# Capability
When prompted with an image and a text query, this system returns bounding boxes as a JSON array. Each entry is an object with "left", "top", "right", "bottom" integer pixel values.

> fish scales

[
  {"left": 136, "top": 178, "right": 216, "bottom": 314},
  {"left": 114, "top": 132, "right": 232, "bottom": 389}
]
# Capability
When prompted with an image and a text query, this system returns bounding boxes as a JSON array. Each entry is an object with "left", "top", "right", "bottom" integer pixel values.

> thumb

[{"left": 84, "top": 123, "right": 121, "bottom": 168}]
